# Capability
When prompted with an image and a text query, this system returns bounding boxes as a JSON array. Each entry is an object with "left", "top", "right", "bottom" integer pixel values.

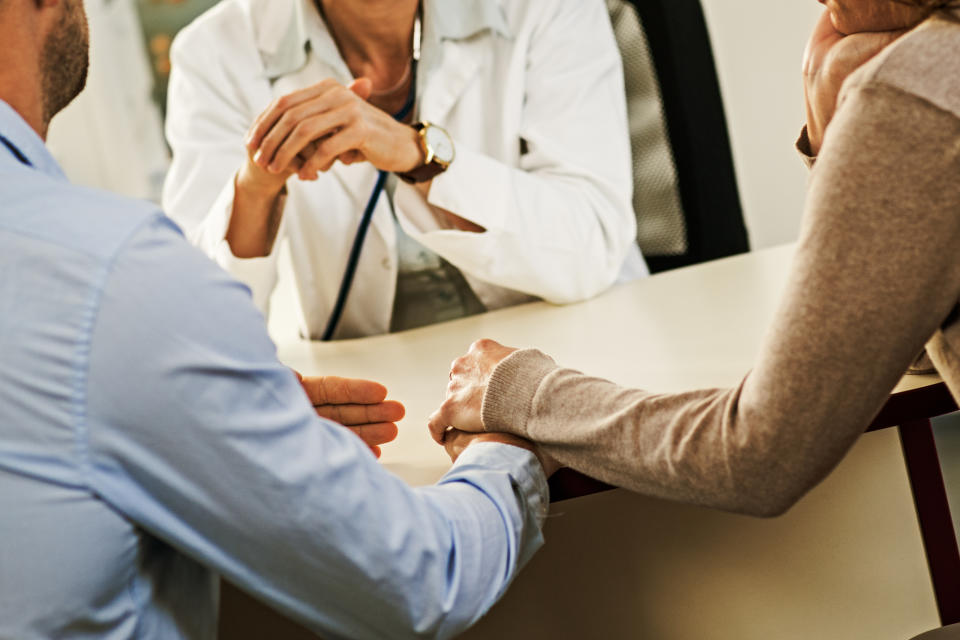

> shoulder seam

[{"left": 69, "top": 211, "right": 168, "bottom": 493}]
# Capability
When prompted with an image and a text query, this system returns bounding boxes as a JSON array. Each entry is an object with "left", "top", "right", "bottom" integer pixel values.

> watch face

[{"left": 425, "top": 125, "right": 455, "bottom": 164}]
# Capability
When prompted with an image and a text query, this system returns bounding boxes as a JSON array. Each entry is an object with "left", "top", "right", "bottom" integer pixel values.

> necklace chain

[
  {"left": 318, "top": 1, "right": 422, "bottom": 95},
  {"left": 369, "top": 61, "right": 413, "bottom": 97}
]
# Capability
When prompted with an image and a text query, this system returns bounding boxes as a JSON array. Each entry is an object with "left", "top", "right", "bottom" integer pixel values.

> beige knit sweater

[{"left": 481, "top": 9, "right": 960, "bottom": 517}]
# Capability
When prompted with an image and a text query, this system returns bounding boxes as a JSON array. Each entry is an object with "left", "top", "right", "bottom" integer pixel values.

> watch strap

[{"left": 397, "top": 162, "right": 447, "bottom": 184}]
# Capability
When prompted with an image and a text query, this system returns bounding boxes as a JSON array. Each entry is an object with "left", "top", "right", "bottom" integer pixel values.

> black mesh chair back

[{"left": 608, "top": 0, "right": 750, "bottom": 273}]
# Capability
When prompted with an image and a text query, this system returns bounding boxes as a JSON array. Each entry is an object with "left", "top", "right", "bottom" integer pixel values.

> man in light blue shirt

[{"left": 0, "top": 0, "right": 553, "bottom": 638}]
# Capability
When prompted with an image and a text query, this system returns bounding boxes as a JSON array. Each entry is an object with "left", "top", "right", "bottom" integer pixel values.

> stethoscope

[{"left": 320, "top": 11, "right": 422, "bottom": 341}]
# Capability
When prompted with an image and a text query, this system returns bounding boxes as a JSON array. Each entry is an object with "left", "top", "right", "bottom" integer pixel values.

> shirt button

[{"left": 381, "top": 258, "right": 392, "bottom": 270}]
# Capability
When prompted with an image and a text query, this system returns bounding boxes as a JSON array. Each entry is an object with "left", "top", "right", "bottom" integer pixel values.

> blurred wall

[
  {"left": 46, "top": 0, "right": 170, "bottom": 202},
  {"left": 701, "top": 0, "right": 823, "bottom": 249}
]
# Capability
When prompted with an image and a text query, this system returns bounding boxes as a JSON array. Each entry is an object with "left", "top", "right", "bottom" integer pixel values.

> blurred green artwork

[{"left": 135, "top": 0, "right": 220, "bottom": 117}]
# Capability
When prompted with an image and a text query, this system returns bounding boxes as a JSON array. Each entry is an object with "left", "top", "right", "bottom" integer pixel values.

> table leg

[{"left": 899, "top": 419, "right": 960, "bottom": 625}]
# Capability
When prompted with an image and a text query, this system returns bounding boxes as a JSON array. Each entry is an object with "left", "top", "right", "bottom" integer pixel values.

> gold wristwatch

[{"left": 397, "top": 121, "right": 455, "bottom": 183}]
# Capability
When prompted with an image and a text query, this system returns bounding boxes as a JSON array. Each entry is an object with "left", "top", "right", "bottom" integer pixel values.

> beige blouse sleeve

[{"left": 482, "top": 82, "right": 960, "bottom": 516}]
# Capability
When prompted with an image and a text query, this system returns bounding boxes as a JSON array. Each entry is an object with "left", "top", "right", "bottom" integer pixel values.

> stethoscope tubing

[{"left": 320, "top": 60, "right": 419, "bottom": 341}]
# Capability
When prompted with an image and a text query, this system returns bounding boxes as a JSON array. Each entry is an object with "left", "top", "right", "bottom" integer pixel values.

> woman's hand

[
  {"left": 803, "top": 10, "right": 907, "bottom": 156},
  {"left": 427, "top": 339, "right": 519, "bottom": 443},
  {"left": 245, "top": 78, "right": 423, "bottom": 181}
]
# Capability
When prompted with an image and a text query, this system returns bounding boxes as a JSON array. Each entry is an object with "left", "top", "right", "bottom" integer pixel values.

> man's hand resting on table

[
  {"left": 428, "top": 339, "right": 560, "bottom": 477},
  {"left": 295, "top": 372, "right": 404, "bottom": 458}
]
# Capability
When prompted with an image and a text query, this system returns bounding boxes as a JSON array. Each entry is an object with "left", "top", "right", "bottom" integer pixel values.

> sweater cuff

[{"left": 481, "top": 349, "right": 558, "bottom": 437}]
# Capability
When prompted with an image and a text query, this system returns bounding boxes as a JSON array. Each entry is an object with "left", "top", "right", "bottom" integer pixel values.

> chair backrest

[{"left": 608, "top": 0, "right": 749, "bottom": 274}]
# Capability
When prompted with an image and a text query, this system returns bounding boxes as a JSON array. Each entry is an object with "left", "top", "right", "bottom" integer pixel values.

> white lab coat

[{"left": 163, "top": 0, "right": 647, "bottom": 339}]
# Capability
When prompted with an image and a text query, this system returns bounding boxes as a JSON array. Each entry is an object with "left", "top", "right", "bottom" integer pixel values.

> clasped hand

[
  {"left": 243, "top": 78, "right": 423, "bottom": 191},
  {"left": 428, "top": 340, "right": 560, "bottom": 476},
  {"left": 297, "top": 337, "right": 557, "bottom": 474}
]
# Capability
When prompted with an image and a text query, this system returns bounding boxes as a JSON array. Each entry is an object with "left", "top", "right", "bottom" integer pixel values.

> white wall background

[
  {"left": 46, "top": 0, "right": 169, "bottom": 202},
  {"left": 701, "top": 0, "right": 824, "bottom": 249}
]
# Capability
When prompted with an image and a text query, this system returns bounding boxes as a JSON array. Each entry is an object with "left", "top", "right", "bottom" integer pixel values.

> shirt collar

[
  {"left": 249, "top": 0, "right": 511, "bottom": 80},
  {"left": 0, "top": 100, "right": 65, "bottom": 180}
]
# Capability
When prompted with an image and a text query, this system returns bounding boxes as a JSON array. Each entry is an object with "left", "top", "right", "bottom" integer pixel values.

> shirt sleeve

[
  {"left": 482, "top": 82, "right": 960, "bottom": 517},
  {"left": 393, "top": 0, "right": 644, "bottom": 304},
  {"left": 161, "top": 25, "right": 283, "bottom": 314},
  {"left": 82, "top": 214, "right": 547, "bottom": 639}
]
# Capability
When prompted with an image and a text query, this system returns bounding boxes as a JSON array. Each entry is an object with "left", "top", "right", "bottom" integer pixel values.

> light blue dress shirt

[{"left": 0, "top": 99, "right": 548, "bottom": 639}]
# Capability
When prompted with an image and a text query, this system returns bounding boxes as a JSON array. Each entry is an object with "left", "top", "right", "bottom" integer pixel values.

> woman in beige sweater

[{"left": 429, "top": 0, "right": 960, "bottom": 517}]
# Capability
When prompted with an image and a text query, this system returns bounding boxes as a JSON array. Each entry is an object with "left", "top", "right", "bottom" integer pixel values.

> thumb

[{"left": 348, "top": 77, "right": 373, "bottom": 101}]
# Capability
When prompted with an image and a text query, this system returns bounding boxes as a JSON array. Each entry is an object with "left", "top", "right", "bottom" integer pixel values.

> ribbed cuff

[{"left": 481, "top": 349, "right": 558, "bottom": 437}]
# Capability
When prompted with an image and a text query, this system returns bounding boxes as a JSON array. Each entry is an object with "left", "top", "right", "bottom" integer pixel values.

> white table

[
  {"left": 221, "top": 245, "right": 956, "bottom": 639},
  {"left": 278, "top": 244, "right": 802, "bottom": 484}
]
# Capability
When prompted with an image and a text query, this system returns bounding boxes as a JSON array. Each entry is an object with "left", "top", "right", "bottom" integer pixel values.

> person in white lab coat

[{"left": 162, "top": 0, "right": 648, "bottom": 339}]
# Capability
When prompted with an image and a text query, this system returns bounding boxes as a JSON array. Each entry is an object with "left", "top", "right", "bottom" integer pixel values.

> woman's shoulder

[{"left": 844, "top": 10, "right": 960, "bottom": 121}]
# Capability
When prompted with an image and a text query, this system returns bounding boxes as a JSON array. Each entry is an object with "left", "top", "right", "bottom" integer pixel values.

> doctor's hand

[
  {"left": 245, "top": 78, "right": 424, "bottom": 182},
  {"left": 802, "top": 10, "right": 907, "bottom": 156},
  {"left": 427, "top": 339, "right": 519, "bottom": 443},
  {"left": 295, "top": 372, "right": 404, "bottom": 458}
]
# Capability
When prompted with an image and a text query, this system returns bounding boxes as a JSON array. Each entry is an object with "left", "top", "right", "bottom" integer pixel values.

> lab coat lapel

[
  {"left": 418, "top": 38, "right": 483, "bottom": 125},
  {"left": 375, "top": 39, "right": 485, "bottom": 248},
  {"left": 418, "top": 0, "right": 508, "bottom": 122},
  {"left": 373, "top": 38, "right": 483, "bottom": 248},
  {"left": 247, "top": 0, "right": 308, "bottom": 78}
]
